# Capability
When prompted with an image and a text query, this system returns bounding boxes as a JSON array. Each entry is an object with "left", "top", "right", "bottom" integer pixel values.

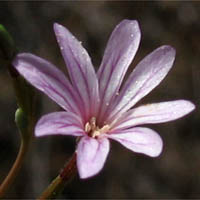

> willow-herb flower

[{"left": 13, "top": 20, "right": 195, "bottom": 179}]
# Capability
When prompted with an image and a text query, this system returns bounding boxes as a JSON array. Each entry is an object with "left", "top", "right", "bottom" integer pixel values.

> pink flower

[{"left": 13, "top": 20, "right": 195, "bottom": 179}]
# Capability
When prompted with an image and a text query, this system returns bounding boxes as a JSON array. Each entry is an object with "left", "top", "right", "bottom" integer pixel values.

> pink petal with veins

[
  {"left": 107, "top": 45, "right": 176, "bottom": 123},
  {"left": 54, "top": 23, "right": 99, "bottom": 120},
  {"left": 77, "top": 136, "right": 110, "bottom": 178},
  {"left": 97, "top": 20, "right": 141, "bottom": 124},
  {"left": 113, "top": 100, "right": 195, "bottom": 130},
  {"left": 108, "top": 127, "right": 163, "bottom": 157},
  {"left": 35, "top": 111, "right": 84, "bottom": 137}
]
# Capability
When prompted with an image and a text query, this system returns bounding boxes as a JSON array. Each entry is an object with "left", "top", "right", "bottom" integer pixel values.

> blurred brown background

[{"left": 0, "top": 1, "right": 199, "bottom": 199}]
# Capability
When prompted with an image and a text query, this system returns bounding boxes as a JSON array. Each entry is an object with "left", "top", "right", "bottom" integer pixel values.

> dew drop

[
  {"left": 116, "top": 92, "right": 119, "bottom": 96},
  {"left": 60, "top": 46, "right": 64, "bottom": 50},
  {"left": 106, "top": 102, "right": 109, "bottom": 106}
]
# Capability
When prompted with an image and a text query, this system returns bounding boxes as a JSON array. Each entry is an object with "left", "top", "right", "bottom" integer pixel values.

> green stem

[
  {"left": 37, "top": 152, "right": 77, "bottom": 200},
  {"left": 0, "top": 25, "right": 37, "bottom": 199},
  {"left": 0, "top": 138, "right": 30, "bottom": 198}
]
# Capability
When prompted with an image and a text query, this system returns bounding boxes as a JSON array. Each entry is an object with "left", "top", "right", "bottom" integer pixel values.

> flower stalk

[
  {"left": 38, "top": 152, "right": 77, "bottom": 200},
  {"left": 0, "top": 25, "right": 38, "bottom": 198},
  {"left": 0, "top": 138, "right": 30, "bottom": 198},
  {"left": 0, "top": 107, "right": 36, "bottom": 198}
]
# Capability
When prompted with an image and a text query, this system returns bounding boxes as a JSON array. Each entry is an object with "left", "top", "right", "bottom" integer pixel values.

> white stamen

[
  {"left": 100, "top": 125, "right": 110, "bottom": 133},
  {"left": 85, "top": 122, "right": 91, "bottom": 132},
  {"left": 85, "top": 117, "right": 110, "bottom": 138}
]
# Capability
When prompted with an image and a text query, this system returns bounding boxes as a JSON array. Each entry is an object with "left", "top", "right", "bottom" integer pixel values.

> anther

[
  {"left": 84, "top": 122, "right": 91, "bottom": 132},
  {"left": 90, "top": 117, "right": 96, "bottom": 131}
]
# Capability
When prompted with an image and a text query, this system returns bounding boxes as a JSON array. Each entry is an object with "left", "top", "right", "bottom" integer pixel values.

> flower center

[{"left": 84, "top": 117, "right": 110, "bottom": 138}]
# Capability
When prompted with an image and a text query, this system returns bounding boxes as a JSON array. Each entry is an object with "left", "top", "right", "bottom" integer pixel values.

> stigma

[{"left": 84, "top": 117, "right": 110, "bottom": 138}]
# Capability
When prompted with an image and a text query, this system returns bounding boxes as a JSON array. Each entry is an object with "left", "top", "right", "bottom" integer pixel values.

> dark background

[{"left": 0, "top": 1, "right": 199, "bottom": 199}]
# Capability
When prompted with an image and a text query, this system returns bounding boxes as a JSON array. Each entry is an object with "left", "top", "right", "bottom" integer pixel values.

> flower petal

[
  {"left": 54, "top": 23, "right": 99, "bottom": 120},
  {"left": 77, "top": 136, "right": 110, "bottom": 179},
  {"left": 97, "top": 20, "right": 141, "bottom": 124},
  {"left": 35, "top": 111, "right": 84, "bottom": 137},
  {"left": 108, "top": 127, "right": 163, "bottom": 157},
  {"left": 112, "top": 100, "right": 195, "bottom": 130},
  {"left": 13, "top": 53, "right": 81, "bottom": 116},
  {"left": 107, "top": 45, "right": 176, "bottom": 123}
]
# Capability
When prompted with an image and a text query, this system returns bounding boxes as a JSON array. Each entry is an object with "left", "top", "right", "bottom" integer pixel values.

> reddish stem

[{"left": 37, "top": 152, "right": 77, "bottom": 200}]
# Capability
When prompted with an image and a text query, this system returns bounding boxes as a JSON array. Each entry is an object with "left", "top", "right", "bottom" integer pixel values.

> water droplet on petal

[{"left": 106, "top": 102, "right": 109, "bottom": 106}]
